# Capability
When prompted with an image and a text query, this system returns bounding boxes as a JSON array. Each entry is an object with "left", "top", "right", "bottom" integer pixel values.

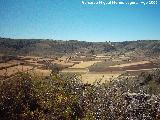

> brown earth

[{"left": 92, "top": 62, "right": 156, "bottom": 72}]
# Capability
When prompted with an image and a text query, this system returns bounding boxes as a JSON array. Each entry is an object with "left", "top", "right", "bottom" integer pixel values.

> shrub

[{"left": 0, "top": 71, "right": 160, "bottom": 119}]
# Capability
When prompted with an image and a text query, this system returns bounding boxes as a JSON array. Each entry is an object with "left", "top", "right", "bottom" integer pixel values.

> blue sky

[{"left": 0, "top": 0, "right": 160, "bottom": 42}]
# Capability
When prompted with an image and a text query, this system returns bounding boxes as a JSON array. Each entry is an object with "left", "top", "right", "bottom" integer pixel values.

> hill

[{"left": 1, "top": 37, "right": 160, "bottom": 57}]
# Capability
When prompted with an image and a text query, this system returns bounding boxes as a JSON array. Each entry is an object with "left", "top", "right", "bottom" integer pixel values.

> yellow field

[
  {"left": 0, "top": 65, "right": 33, "bottom": 76},
  {"left": 61, "top": 68, "right": 89, "bottom": 73},
  {"left": 81, "top": 73, "right": 121, "bottom": 84},
  {"left": 19, "top": 56, "right": 41, "bottom": 60},
  {"left": 52, "top": 61, "right": 74, "bottom": 67},
  {"left": 0, "top": 60, "right": 21, "bottom": 68},
  {"left": 126, "top": 68, "right": 157, "bottom": 72},
  {"left": 0, "top": 65, "right": 52, "bottom": 77},
  {"left": 24, "top": 59, "right": 37, "bottom": 63},
  {"left": 112, "top": 59, "right": 122, "bottom": 62},
  {"left": 0, "top": 63, "right": 15, "bottom": 68},
  {"left": 70, "top": 61, "right": 101, "bottom": 68},
  {"left": 29, "top": 68, "right": 51, "bottom": 76}
]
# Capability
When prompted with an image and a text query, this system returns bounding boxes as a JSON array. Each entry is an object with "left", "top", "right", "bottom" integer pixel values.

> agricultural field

[
  {"left": 61, "top": 54, "right": 160, "bottom": 84},
  {"left": 0, "top": 65, "right": 33, "bottom": 76},
  {"left": 0, "top": 56, "right": 51, "bottom": 77},
  {"left": 69, "top": 61, "right": 101, "bottom": 68},
  {"left": 0, "top": 53, "right": 160, "bottom": 84},
  {"left": 80, "top": 73, "right": 122, "bottom": 84}
]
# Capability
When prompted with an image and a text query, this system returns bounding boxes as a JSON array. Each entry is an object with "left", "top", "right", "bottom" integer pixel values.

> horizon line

[{"left": 0, "top": 36, "right": 160, "bottom": 43}]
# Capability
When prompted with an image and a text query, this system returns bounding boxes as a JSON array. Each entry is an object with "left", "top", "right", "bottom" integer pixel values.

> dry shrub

[{"left": 0, "top": 71, "right": 160, "bottom": 119}]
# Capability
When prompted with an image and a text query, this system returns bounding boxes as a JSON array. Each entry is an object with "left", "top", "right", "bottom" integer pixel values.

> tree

[{"left": 90, "top": 49, "right": 95, "bottom": 55}]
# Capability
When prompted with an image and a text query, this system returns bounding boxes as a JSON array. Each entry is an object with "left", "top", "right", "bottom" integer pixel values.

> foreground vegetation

[{"left": 1, "top": 70, "right": 160, "bottom": 120}]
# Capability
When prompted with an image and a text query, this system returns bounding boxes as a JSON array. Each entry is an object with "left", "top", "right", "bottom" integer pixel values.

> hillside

[
  {"left": 0, "top": 37, "right": 160, "bottom": 57},
  {"left": 0, "top": 37, "right": 115, "bottom": 57}
]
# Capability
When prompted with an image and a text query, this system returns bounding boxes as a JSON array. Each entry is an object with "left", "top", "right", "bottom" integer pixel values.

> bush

[{"left": 0, "top": 71, "right": 160, "bottom": 119}]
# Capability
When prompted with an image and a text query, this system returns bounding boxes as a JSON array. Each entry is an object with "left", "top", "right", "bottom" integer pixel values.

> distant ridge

[{"left": 0, "top": 37, "right": 160, "bottom": 57}]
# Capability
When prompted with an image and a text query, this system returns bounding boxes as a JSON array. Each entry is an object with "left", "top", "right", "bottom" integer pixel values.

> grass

[
  {"left": 81, "top": 73, "right": 121, "bottom": 84},
  {"left": 0, "top": 65, "right": 33, "bottom": 76},
  {"left": 70, "top": 61, "right": 101, "bottom": 69}
]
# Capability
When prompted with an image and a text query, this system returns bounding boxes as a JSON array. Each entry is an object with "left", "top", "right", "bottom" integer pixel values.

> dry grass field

[
  {"left": 0, "top": 62, "right": 17, "bottom": 69},
  {"left": 81, "top": 73, "right": 122, "bottom": 84},
  {"left": 109, "top": 61, "right": 151, "bottom": 67},
  {"left": 61, "top": 68, "right": 89, "bottom": 73},
  {"left": 0, "top": 65, "right": 51, "bottom": 77},
  {"left": 52, "top": 61, "right": 74, "bottom": 68},
  {"left": 70, "top": 61, "right": 101, "bottom": 68},
  {"left": 29, "top": 68, "right": 51, "bottom": 76},
  {"left": 0, "top": 60, "right": 21, "bottom": 68},
  {"left": 0, "top": 65, "right": 33, "bottom": 76}
]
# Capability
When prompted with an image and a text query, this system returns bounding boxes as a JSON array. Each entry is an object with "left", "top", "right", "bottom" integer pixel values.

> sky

[{"left": 0, "top": 0, "right": 160, "bottom": 42}]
